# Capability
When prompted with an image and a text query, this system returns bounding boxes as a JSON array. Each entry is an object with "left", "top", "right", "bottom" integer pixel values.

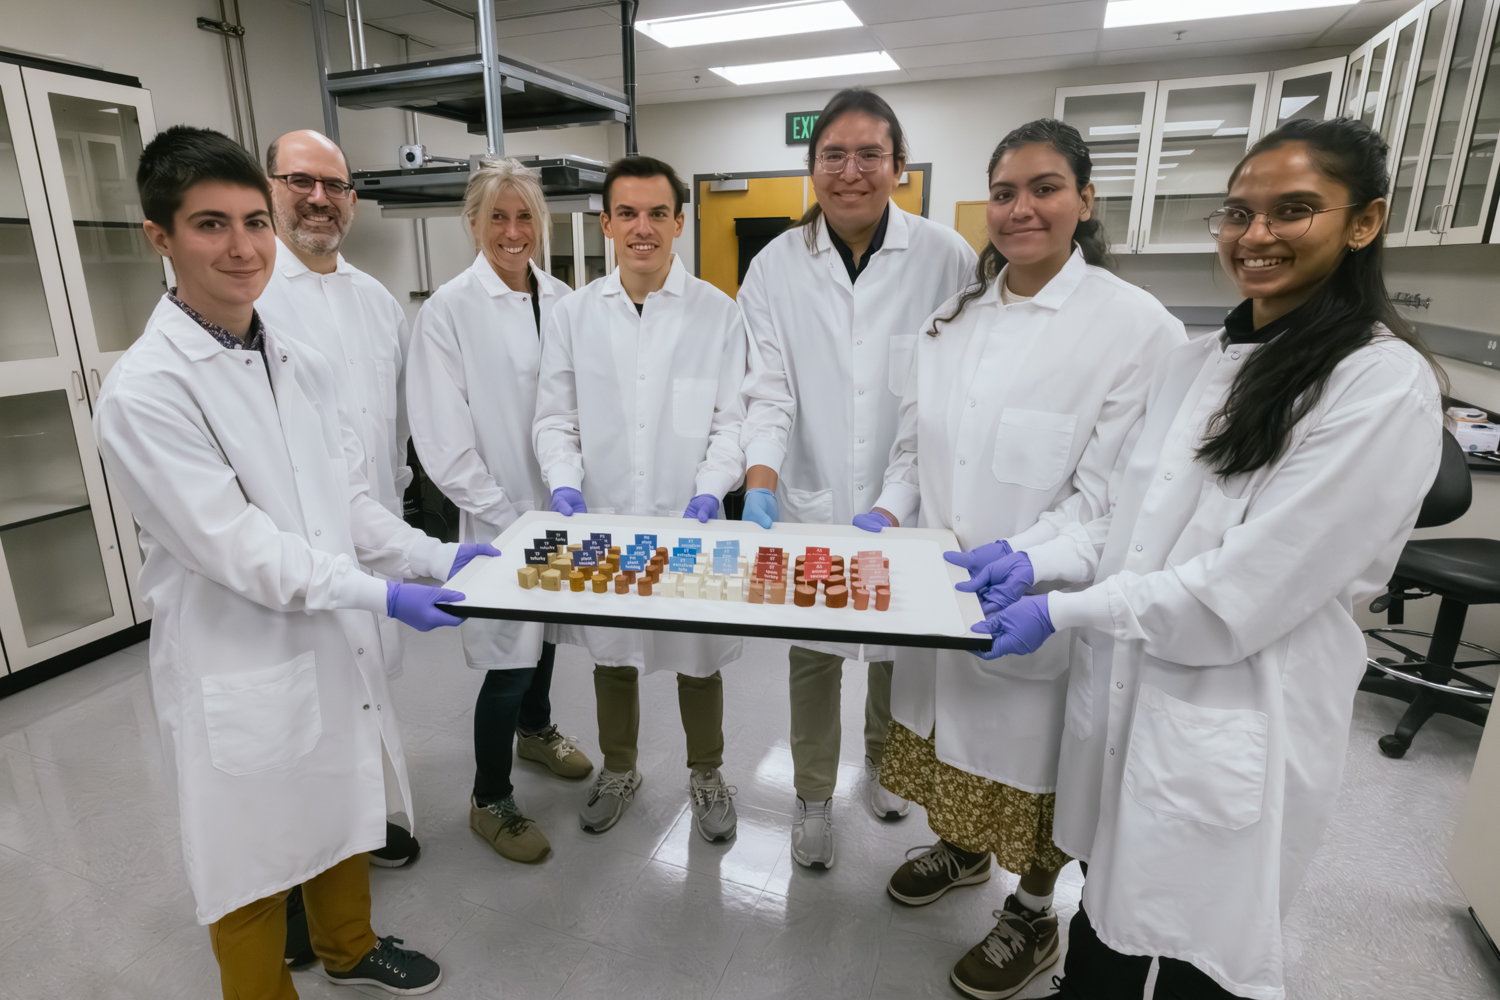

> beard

[{"left": 275, "top": 201, "right": 349, "bottom": 256}]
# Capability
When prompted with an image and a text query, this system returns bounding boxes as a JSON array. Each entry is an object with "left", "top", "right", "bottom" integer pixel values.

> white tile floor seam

[{"left": 0, "top": 631, "right": 1496, "bottom": 998}]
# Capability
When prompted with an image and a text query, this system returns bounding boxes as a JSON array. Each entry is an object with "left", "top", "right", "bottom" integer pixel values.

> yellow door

[{"left": 697, "top": 176, "right": 807, "bottom": 299}]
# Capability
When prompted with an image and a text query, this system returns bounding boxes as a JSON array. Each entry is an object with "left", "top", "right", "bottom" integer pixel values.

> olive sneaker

[
  {"left": 579, "top": 768, "right": 642, "bottom": 833},
  {"left": 688, "top": 767, "right": 738, "bottom": 842},
  {"left": 887, "top": 840, "right": 992, "bottom": 905},
  {"left": 322, "top": 935, "right": 441, "bottom": 995},
  {"left": 470, "top": 795, "right": 550, "bottom": 863},
  {"left": 517, "top": 724, "right": 594, "bottom": 780},
  {"left": 950, "top": 894, "right": 1060, "bottom": 1000}
]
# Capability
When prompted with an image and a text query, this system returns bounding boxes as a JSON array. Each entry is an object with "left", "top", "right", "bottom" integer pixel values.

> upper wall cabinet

[{"left": 1052, "top": 81, "right": 1158, "bottom": 254}]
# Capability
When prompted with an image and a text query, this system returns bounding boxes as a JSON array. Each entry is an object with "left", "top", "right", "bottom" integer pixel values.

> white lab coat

[
  {"left": 93, "top": 298, "right": 458, "bottom": 925},
  {"left": 256, "top": 240, "right": 414, "bottom": 677},
  {"left": 875, "top": 251, "right": 1184, "bottom": 793},
  {"left": 407, "top": 255, "right": 573, "bottom": 670},
  {"left": 534, "top": 255, "right": 746, "bottom": 674},
  {"left": 739, "top": 204, "right": 976, "bottom": 661},
  {"left": 1021, "top": 329, "right": 1441, "bottom": 998}
]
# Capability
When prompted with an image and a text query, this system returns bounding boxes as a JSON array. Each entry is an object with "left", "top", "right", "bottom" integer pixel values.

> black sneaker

[
  {"left": 283, "top": 884, "right": 316, "bottom": 970},
  {"left": 370, "top": 822, "right": 421, "bottom": 868},
  {"left": 322, "top": 935, "right": 442, "bottom": 995}
]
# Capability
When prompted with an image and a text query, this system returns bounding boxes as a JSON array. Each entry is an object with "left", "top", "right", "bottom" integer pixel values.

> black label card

[
  {"left": 546, "top": 530, "right": 569, "bottom": 545},
  {"left": 524, "top": 548, "right": 549, "bottom": 565}
]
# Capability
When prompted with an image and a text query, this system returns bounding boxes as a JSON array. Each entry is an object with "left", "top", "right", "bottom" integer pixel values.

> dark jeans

[
  {"left": 472, "top": 641, "right": 556, "bottom": 805},
  {"left": 1055, "top": 864, "right": 1242, "bottom": 999}
]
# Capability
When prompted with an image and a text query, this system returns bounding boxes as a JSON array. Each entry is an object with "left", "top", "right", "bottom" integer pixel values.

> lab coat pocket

[
  {"left": 672, "top": 378, "right": 718, "bottom": 439},
  {"left": 1124, "top": 684, "right": 1267, "bottom": 830},
  {"left": 374, "top": 359, "right": 398, "bottom": 421},
  {"left": 1164, "top": 482, "right": 1250, "bottom": 568},
  {"left": 1064, "top": 632, "right": 1094, "bottom": 741},
  {"left": 888, "top": 335, "right": 917, "bottom": 396},
  {"left": 200, "top": 652, "right": 323, "bottom": 776},
  {"left": 780, "top": 485, "right": 835, "bottom": 524},
  {"left": 992, "top": 409, "right": 1077, "bottom": 491}
]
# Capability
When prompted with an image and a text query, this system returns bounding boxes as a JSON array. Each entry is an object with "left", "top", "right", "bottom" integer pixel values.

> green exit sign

[{"left": 786, "top": 111, "right": 820, "bottom": 145}]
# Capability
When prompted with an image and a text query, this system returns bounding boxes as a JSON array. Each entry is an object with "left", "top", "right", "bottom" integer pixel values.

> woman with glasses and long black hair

[{"left": 962, "top": 117, "right": 1443, "bottom": 999}]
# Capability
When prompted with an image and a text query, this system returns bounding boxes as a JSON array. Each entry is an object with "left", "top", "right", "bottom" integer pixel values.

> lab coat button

[
  {"left": 1116, "top": 682, "right": 1123, "bottom": 689},
  {"left": 858, "top": 438, "right": 865, "bottom": 444},
  {"left": 1134, "top": 544, "right": 1143, "bottom": 552},
  {"left": 245, "top": 359, "right": 252, "bottom": 366},
  {"left": 357, "top": 648, "right": 364, "bottom": 655},
  {"left": 639, "top": 374, "right": 646, "bottom": 380},
  {"left": 858, "top": 389, "right": 865, "bottom": 395},
  {"left": 1231, "top": 352, "right": 1242, "bottom": 360},
  {"left": 363, "top": 704, "right": 370, "bottom": 710},
  {"left": 959, "top": 460, "right": 966, "bottom": 466},
  {"left": 638, "top": 470, "right": 645, "bottom": 476},
  {"left": 281, "top": 354, "right": 287, "bottom": 362},
  {"left": 315, "top": 529, "right": 322, "bottom": 536},
  {"left": 858, "top": 485, "right": 865, "bottom": 490},
  {"left": 969, "top": 400, "right": 976, "bottom": 407},
  {"left": 1110, "top": 747, "right": 1115, "bottom": 755},
  {"left": 1164, "top": 472, "right": 1173, "bottom": 480}
]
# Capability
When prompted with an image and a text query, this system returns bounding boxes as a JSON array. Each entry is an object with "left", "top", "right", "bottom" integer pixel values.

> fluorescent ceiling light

[
  {"left": 1162, "top": 119, "right": 1223, "bottom": 132},
  {"left": 637, "top": 0, "right": 862, "bottom": 48},
  {"left": 710, "top": 50, "right": 899, "bottom": 85},
  {"left": 1089, "top": 124, "right": 1141, "bottom": 136},
  {"left": 1104, "top": 0, "right": 1356, "bottom": 28}
]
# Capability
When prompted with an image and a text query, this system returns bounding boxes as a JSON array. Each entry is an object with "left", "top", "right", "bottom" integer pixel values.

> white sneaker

[
  {"left": 866, "top": 756, "right": 911, "bottom": 821},
  {"left": 791, "top": 796, "right": 835, "bottom": 869},
  {"left": 688, "top": 767, "right": 738, "bottom": 842}
]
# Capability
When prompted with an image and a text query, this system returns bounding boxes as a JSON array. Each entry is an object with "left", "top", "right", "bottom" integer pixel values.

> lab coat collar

[
  {"left": 274, "top": 237, "right": 351, "bottom": 279},
  {"left": 155, "top": 294, "right": 248, "bottom": 363},
  {"left": 993, "top": 246, "right": 1088, "bottom": 311},
  {"left": 812, "top": 200, "right": 908, "bottom": 257},
  {"left": 601, "top": 252, "right": 687, "bottom": 299},
  {"left": 470, "top": 252, "right": 552, "bottom": 299}
]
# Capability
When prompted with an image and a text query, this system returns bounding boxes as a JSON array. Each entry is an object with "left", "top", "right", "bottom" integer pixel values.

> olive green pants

[
  {"left": 788, "top": 647, "right": 894, "bottom": 802},
  {"left": 593, "top": 665, "right": 724, "bottom": 774}
]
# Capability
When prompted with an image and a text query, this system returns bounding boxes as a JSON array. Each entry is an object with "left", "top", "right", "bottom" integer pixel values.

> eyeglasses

[
  {"left": 1206, "top": 202, "right": 1359, "bottom": 242},
  {"left": 814, "top": 148, "right": 893, "bottom": 174},
  {"left": 271, "top": 173, "right": 354, "bottom": 198}
]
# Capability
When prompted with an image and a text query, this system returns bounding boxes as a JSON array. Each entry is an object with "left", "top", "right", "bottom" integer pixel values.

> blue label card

[
  {"left": 622, "top": 552, "right": 648, "bottom": 572},
  {"left": 677, "top": 538, "right": 702, "bottom": 552},
  {"left": 546, "top": 530, "right": 568, "bottom": 545},
  {"left": 524, "top": 548, "right": 550, "bottom": 566},
  {"left": 669, "top": 554, "right": 698, "bottom": 573},
  {"left": 713, "top": 551, "right": 738, "bottom": 575},
  {"left": 672, "top": 546, "right": 699, "bottom": 560},
  {"left": 573, "top": 550, "right": 598, "bottom": 567},
  {"left": 635, "top": 534, "right": 658, "bottom": 551},
  {"left": 713, "top": 540, "right": 740, "bottom": 559},
  {"left": 589, "top": 533, "right": 612, "bottom": 548}
]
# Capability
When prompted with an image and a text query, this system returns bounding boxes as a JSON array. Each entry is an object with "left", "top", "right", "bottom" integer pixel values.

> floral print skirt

[{"left": 881, "top": 721, "right": 1071, "bottom": 874}]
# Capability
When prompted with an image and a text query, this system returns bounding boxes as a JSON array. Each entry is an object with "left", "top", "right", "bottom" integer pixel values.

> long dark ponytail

[
  {"left": 929, "top": 118, "right": 1109, "bottom": 336},
  {"left": 1195, "top": 116, "right": 1438, "bottom": 477},
  {"left": 797, "top": 88, "right": 909, "bottom": 252}
]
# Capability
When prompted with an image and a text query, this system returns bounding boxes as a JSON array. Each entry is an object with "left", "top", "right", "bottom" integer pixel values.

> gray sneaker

[
  {"left": 791, "top": 796, "right": 835, "bottom": 869},
  {"left": 688, "top": 767, "right": 737, "bottom": 842},
  {"left": 579, "top": 768, "right": 642, "bottom": 833}
]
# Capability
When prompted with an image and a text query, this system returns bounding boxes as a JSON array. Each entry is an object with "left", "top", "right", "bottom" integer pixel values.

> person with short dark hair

[
  {"left": 94, "top": 124, "right": 479, "bottom": 999},
  {"left": 534, "top": 154, "right": 746, "bottom": 841}
]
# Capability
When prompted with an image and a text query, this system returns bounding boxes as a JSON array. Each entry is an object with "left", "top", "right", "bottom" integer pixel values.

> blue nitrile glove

[
  {"left": 450, "top": 542, "right": 501, "bottom": 580},
  {"left": 684, "top": 494, "right": 719, "bottom": 523},
  {"left": 550, "top": 487, "right": 587, "bottom": 516},
  {"left": 853, "top": 509, "right": 893, "bottom": 532},
  {"left": 742, "top": 488, "right": 778, "bottom": 529},
  {"left": 971, "top": 594, "right": 1054, "bottom": 660},
  {"left": 386, "top": 581, "right": 466, "bottom": 631},
  {"left": 944, "top": 539, "right": 1013, "bottom": 578},
  {"left": 950, "top": 548, "right": 1034, "bottom": 615}
]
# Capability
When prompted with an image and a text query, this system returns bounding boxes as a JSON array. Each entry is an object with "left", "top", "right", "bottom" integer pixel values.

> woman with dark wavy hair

[
  {"left": 967, "top": 117, "right": 1442, "bottom": 999},
  {"left": 864, "top": 118, "right": 1184, "bottom": 999}
]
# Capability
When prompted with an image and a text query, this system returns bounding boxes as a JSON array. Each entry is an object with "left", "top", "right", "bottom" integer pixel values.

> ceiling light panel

[
  {"left": 710, "top": 50, "right": 900, "bottom": 85},
  {"left": 1103, "top": 0, "right": 1356, "bottom": 28},
  {"left": 638, "top": 1, "right": 862, "bottom": 48}
]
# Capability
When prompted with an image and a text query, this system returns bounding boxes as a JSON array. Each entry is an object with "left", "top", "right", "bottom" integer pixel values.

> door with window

[
  {"left": 1054, "top": 81, "right": 1158, "bottom": 254},
  {"left": 0, "top": 63, "right": 137, "bottom": 672}
]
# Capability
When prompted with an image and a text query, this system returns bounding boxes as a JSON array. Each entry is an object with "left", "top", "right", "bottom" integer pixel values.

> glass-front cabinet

[
  {"left": 1268, "top": 58, "right": 1348, "bottom": 133},
  {"left": 0, "top": 62, "right": 139, "bottom": 673},
  {"left": 1053, "top": 82, "right": 1158, "bottom": 254}
]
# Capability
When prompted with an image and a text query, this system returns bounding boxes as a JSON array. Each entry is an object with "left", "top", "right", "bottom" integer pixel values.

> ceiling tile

[
  {"left": 869, "top": 1, "right": 1103, "bottom": 48},
  {"left": 891, "top": 29, "right": 1100, "bottom": 69}
]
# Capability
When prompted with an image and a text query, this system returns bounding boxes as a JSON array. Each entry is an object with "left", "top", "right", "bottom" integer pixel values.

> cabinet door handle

[
  {"left": 71, "top": 370, "right": 85, "bottom": 401},
  {"left": 89, "top": 368, "right": 102, "bottom": 400}
]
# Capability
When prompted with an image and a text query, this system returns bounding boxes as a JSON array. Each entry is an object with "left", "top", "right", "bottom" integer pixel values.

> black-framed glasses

[
  {"left": 271, "top": 173, "right": 355, "bottom": 198},
  {"left": 1206, "top": 202, "right": 1359, "bottom": 242},
  {"left": 814, "top": 148, "right": 893, "bottom": 174}
]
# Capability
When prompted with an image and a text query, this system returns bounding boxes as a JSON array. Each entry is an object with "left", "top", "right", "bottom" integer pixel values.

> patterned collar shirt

[{"left": 168, "top": 288, "right": 271, "bottom": 385}]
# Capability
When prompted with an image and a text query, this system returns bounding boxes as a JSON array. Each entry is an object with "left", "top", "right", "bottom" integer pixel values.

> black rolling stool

[{"left": 1361, "top": 428, "right": 1496, "bottom": 758}]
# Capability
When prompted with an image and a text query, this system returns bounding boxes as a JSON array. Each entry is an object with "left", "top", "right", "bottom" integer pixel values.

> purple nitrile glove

[
  {"left": 971, "top": 594, "right": 1054, "bottom": 660},
  {"left": 952, "top": 549, "right": 1034, "bottom": 616},
  {"left": 683, "top": 494, "right": 718, "bottom": 523},
  {"left": 386, "top": 581, "right": 467, "bottom": 632},
  {"left": 852, "top": 509, "right": 893, "bottom": 532},
  {"left": 943, "top": 540, "right": 1013, "bottom": 579},
  {"left": 450, "top": 542, "right": 501, "bottom": 580},
  {"left": 550, "top": 487, "right": 587, "bottom": 516}
]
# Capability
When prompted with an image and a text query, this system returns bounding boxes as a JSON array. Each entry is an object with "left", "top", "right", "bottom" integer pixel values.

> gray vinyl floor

[{"left": 0, "top": 629, "right": 1497, "bottom": 999}]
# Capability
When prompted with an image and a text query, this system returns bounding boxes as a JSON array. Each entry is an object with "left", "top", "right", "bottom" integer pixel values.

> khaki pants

[
  {"left": 208, "top": 852, "right": 376, "bottom": 1000},
  {"left": 594, "top": 665, "right": 724, "bottom": 774},
  {"left": 788, "top": 647, "right": 893, "bottom": 802}
]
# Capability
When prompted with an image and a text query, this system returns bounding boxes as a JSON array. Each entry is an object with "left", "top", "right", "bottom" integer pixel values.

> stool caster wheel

[{"left": 1378, "top": 735, "right": 1409, "bottom": 759}]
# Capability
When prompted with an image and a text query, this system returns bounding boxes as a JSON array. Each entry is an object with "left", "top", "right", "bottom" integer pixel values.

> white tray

[{"left": 441, "top": 511, "right": 990, "bottom": 651}]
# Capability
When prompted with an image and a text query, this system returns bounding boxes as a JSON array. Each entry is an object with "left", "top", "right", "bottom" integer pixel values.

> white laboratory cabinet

[{"left": 0, "top": 53, "right": 161, "bottom": 680}]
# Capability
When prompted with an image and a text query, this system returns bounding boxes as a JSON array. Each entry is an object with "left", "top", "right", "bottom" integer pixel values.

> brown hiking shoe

[
  {"left": 517, "top": 724, "right": 594, "bottom": 780},
  {"left": 950, "top": 894, "right": 1060, "bottom": 999},
  {"left": 470, "top": 795, "right": 550, "bottom": 863}
]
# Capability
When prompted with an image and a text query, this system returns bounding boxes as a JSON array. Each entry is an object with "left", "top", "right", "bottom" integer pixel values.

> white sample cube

[
  {"left": 703, "top": 575, "right": 724, "bottom": 601},
  {"left": 682, "top": 574, "right": 703, "bottom": 599},
  {"left": 738, "top": 557, "right": 749, "bottom": 577},
  {"left": 660, "top": 572, "right": 680, "bottom": 598},
  {"left": 727, "top": 577, "right": 744, "bottom": 602}
]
